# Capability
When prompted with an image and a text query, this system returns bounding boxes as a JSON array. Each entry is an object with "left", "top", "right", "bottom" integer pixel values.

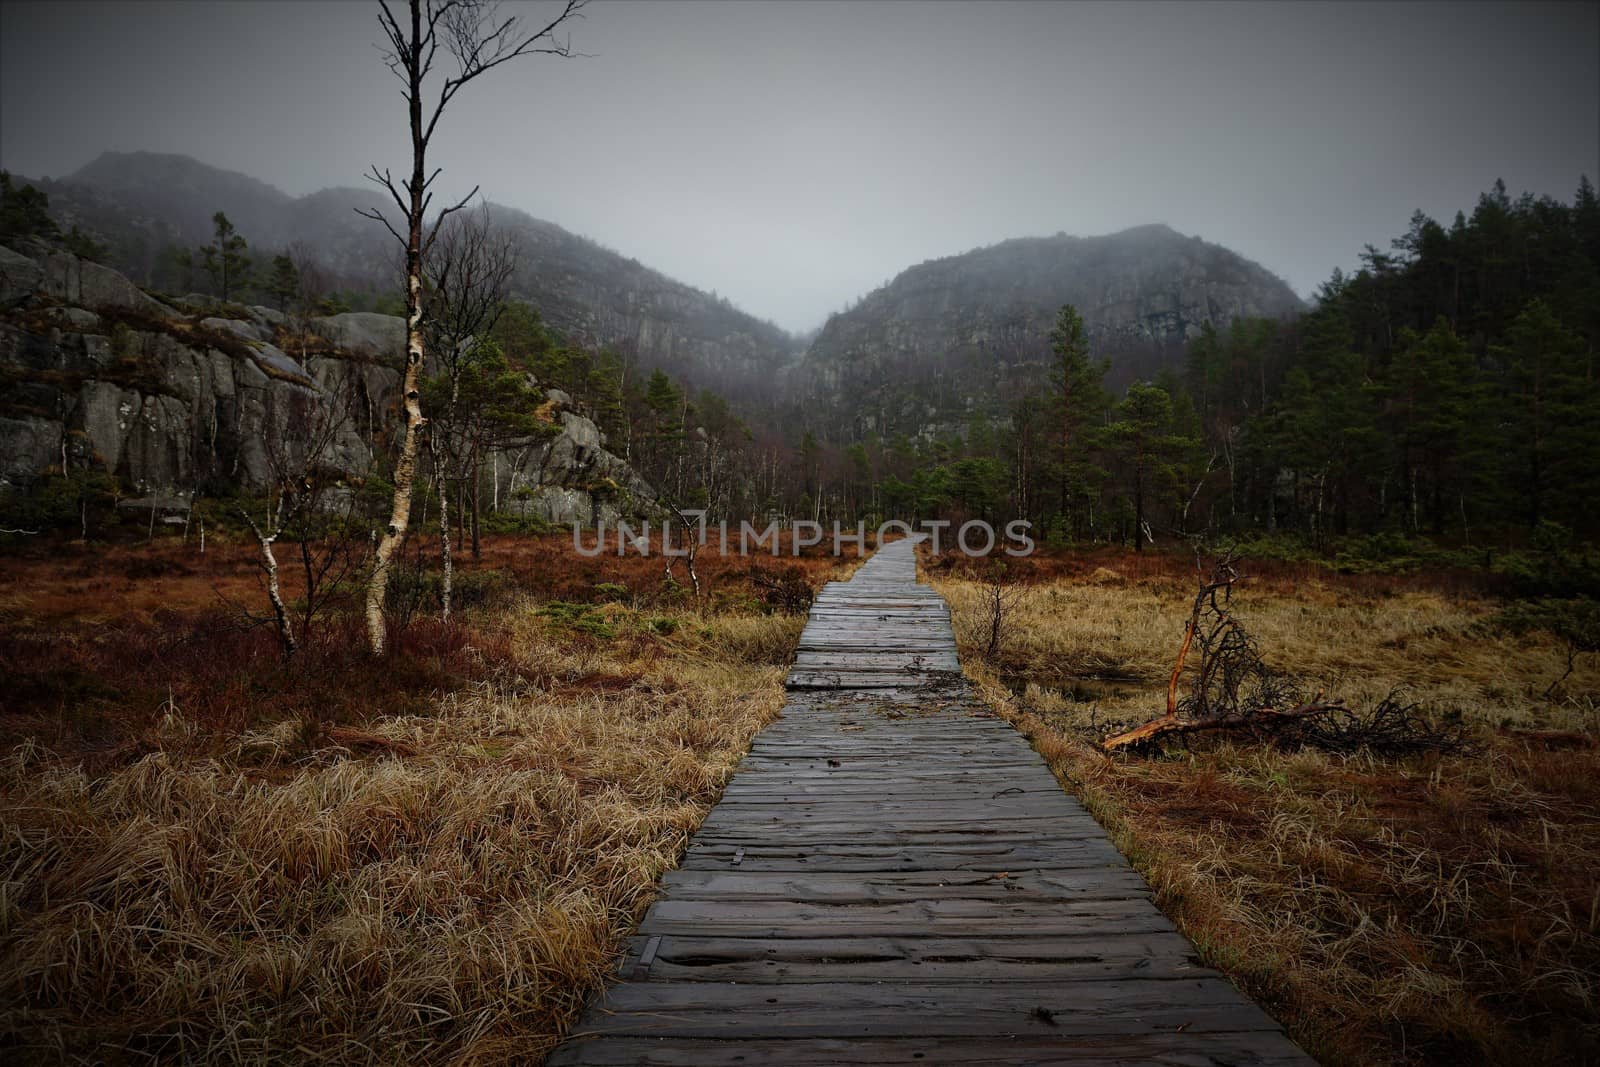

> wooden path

[{"left": 549, "top": 538, "right": 1314, "bottom": 1065}]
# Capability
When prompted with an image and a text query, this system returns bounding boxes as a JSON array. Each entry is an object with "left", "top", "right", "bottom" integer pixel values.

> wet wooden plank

[
  {"left": 564, "top": 979, "right": 1283, "bottom": 1038},
  {"left": 549, "top": 1032, "right": 1310, "bottom": 1066},
  {"left": 658, "top": 868, "right": 1154, "bottom": 902},
  {"left": 637, "top": 898, "right": 1176, "bottom": 937},
  {"left": 614, "top": 931, "right": 1207, "bottom": 981}
]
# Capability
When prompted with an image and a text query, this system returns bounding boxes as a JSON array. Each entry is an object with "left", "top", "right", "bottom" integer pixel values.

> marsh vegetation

[{"left": 931, "top": 548, "right": 1599, "bottom": 1066}]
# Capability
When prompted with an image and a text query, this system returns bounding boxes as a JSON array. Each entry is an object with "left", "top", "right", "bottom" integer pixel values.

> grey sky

[{"left": 2, "top": 0, "right": 1596, "bottom": 333}]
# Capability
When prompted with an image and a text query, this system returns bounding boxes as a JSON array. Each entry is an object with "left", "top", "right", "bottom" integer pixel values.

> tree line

[
  {"left": 676, "top": 176, "right": 1600, "bottom": 552},
  {"left": 10, "top": 151, "right": 1597, "bottom": 560}
]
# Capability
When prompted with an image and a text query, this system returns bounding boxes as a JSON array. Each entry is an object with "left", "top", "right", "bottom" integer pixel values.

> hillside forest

[{"left": 3, "top": 173, "right": 1599, "bottom": 566}]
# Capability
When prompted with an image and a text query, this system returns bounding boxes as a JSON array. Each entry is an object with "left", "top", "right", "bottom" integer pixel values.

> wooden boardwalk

[{"left": 549, "top": 538, "right": 1314, "bottom": 1065}]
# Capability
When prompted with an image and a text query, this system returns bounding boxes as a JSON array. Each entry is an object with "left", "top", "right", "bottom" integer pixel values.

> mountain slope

[
  {"left": 24, "top": 152, "right": 799, "bottom": 402},
  {"left": 796, "top": 224, "right": 1304, "bottom": 439}
]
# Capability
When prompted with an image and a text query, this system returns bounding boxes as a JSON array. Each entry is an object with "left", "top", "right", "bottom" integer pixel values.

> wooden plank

[
  {"left": 614, "top": 931, "right": 1207, "bottom": 977},
  {"left": 679, "top": 852, "right": 1129, "bottom": 876},
  {"left": 638, "top": 952, "right": 1202, "bottom": 983},
  {"left": 658, "top": 868, "right": 1153, "bottom": 902},
  {"left": 637, "top": 899, "right": 1179, "bottom": 937},
  {"left": 688, "top": 830, "right": 1117, "bottom": 849},
  {"left": 567, "top": 979, "right": 1284, "bottom": 1038},
  {"left": 549, "top": 1032, "right": 1314, "bottom": 1066}
]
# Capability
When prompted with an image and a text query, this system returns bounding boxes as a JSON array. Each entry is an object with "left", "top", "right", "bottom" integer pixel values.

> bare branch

[
  {"left": 422, "top": 200, "right": 517, "bottom": 370},
  {"left": 354, "top": 206, "right": 408, "bottom": 249},
  {"left": 422, "top": 0, "right": 588, "bottom": 146},
  {"left": 423, "top": 184, "right": 481, "bottom": 260}
]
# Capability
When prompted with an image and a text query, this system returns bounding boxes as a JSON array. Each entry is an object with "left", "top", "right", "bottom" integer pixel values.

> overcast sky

[{"left": 1, "top": 0, "right": 1596, "bottom": 333}]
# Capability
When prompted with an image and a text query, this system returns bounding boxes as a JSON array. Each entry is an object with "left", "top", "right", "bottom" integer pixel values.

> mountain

[
  {"left": 795, "top": 224, "right": 1304, "bottom": 440},
  {"left": 17, "top": 154, "right": 1307, "bottom": 444},
  {"left": 23, "top": 152, "right": 799, "bottom": 403}
]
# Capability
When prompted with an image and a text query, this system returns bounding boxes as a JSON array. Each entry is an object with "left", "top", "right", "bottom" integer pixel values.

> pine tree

[
  {"left": 265, "top": 254, "right": 300, "bottom": 311},
  {"left": 1387, "top": 319, "right": 1474, "bottom": 534},
  {"left": 585, "top": 349, "right": 628, "bottom": 444},
  {"left": 643, "top": 369, "right": 685, "bottom": 496},
  {"left": 1107, "top": 382, "right": 1198, "bottom": 551},
  {"left": 1494, "top": 300, "right": 1592, "bottom": 529},
  {"left": 199, "top": 212, "right": 251, "bottom": 301},
  {"left": 0, "top": 172, "right": 58, "bottom": 243},
  {"left": 1047, "top": 304, "right": 1109, "bottom": 537}
]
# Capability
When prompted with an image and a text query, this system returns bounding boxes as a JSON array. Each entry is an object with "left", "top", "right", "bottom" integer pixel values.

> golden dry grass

[
  {"left": 930, "top": 553, "right": 1600, "bottom": 1066},
  {"left": 936, "top": 563, "right": 1599, "bottom": 731},
  {"left": 0, "top": 557, "right": 830, "bottom": 1063}
]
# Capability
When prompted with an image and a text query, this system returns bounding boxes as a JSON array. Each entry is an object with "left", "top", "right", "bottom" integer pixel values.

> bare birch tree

[
  {"left": 423, "top": 203, "right": 519, "bottom": 621},
  {"left": 239, "top": 374, "right": 366, "bottom": 659},
  {"left": 358, "top": 0, "right": 584, "bottom": 654}
]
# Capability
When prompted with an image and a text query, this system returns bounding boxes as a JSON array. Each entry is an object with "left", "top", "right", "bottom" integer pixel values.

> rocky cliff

[
  {"left": 0, "top": 242, "right": 653, "bottom": 526},
  {"left": 26, "top": 152, "right": 799, "bottom": 403},
  {"left": 795, "top": 224, "right": 1304, "bottom": 439}
]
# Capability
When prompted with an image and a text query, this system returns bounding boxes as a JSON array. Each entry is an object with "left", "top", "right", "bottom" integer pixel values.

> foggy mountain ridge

[
  {"left": 19, "top": 151, "right": 1302, "bottom": 436},
  {"left": 794, "top": 224, "right": 1305, "bottom": 440},
  {"left": 22, "top": 150, "right": 802, "bottom": 403}
]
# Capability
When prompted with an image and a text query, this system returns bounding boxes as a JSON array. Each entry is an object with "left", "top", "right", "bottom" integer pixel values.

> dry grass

[
  {"left": 932, "top": 551, "right": 1598, "bottom": 732},
  {"left": 930, "top": 549, "right": 1600, "bottom": 1066},
  {"left": 0, "top": 533, "right": 856, "bottom": 1064},
  {"left": 0, "top": 532, "right": 852, "bottom": 756}
]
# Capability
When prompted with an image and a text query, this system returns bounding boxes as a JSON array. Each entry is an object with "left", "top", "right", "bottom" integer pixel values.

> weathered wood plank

[
  {"left": 548, "top": 1032, "right": 1312, "bottom": 1066},
  {"left": 679, "top": 843, "right": 1129, "bottom": 873},
  {"left": 637, "top": 898, "right": 1177, "bottom": 937},
  {"left": 566, "top": 979, "right": 1284, "bottom": 1038},
  {"left": 657, "top": 868, "right": 1153, "bottom": 902},
  {"left": 618, "top": 931, "right": 1203, "bottom": 963}
]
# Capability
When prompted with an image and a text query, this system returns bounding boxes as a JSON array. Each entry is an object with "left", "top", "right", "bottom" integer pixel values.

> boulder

[
  {"left": 36, "top": 251, "right": 175, "bottom": 317},
  {"left": 200, "top": 316, "right": 268, "bottom": 343},
  {"left": 43, "top": 307, "right": 101, "bottom": 332},
  {"left": 313, "top": 312, "right": 405, "bottom": 360},
  {"left": 74, "top": 381, "right": 137, "bottom": 471},
  {"left": 0, "top": 245, "right": 44, "bottom": 309},
  {"left": 0, "top": 416, "right": 62, "bottom": 488},
  {"left": 557, "top": 409, "right": 602, "bottom": 453}
]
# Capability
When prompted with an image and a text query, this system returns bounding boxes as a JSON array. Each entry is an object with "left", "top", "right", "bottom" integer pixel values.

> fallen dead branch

[
  {"left": 1104, "top": 699, "right": 1343, "bottom": 748},
  {"left": 1105, "top": 551, "right": 1325, "bottom": 750},
  {"left": 1106, "top": 552, "right": 1465, "bottom": 756}
]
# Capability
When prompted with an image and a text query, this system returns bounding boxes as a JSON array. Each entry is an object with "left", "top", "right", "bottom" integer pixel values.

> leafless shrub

[
  {"left": 980, "top": 559, "right": 1025, "bottom": 664},
  {"left": 1107, "top": 552, "right": 1467, "bottom": 755},
  {"left": 748, "top": 564, "right": 814, "bottom": 615}
]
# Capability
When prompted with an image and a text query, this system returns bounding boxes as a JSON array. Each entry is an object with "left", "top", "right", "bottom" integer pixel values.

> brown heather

[
  {"left": 0, "top": 534, "right": 856, "bottom": 1064},
  {"left": 930, "top": 550, "right": 1600, "bottom": 1066}
]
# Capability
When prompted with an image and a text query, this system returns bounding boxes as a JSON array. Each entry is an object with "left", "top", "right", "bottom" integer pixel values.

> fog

[{"left": 1, "top": 0, "right": 1595, "bottom": 333}]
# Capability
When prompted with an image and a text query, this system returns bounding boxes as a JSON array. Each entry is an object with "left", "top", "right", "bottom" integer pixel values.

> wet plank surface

[{"left": 548, "top": 537, "right": 1314, "bottom": 1065}]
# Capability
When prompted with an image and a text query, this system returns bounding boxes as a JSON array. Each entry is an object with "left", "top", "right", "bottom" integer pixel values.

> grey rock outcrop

[
  {"left": 36, "top": 249, "right": 176, "bottom": 317},
  {"left": 508, "top": 405, "right": 656, "bottom": 526},
  {"left": 0, "top": 245, "right": 656, "bottom": 525},
  {"left": 0, "top": 245, "right": 44, "bottom": 309}
]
